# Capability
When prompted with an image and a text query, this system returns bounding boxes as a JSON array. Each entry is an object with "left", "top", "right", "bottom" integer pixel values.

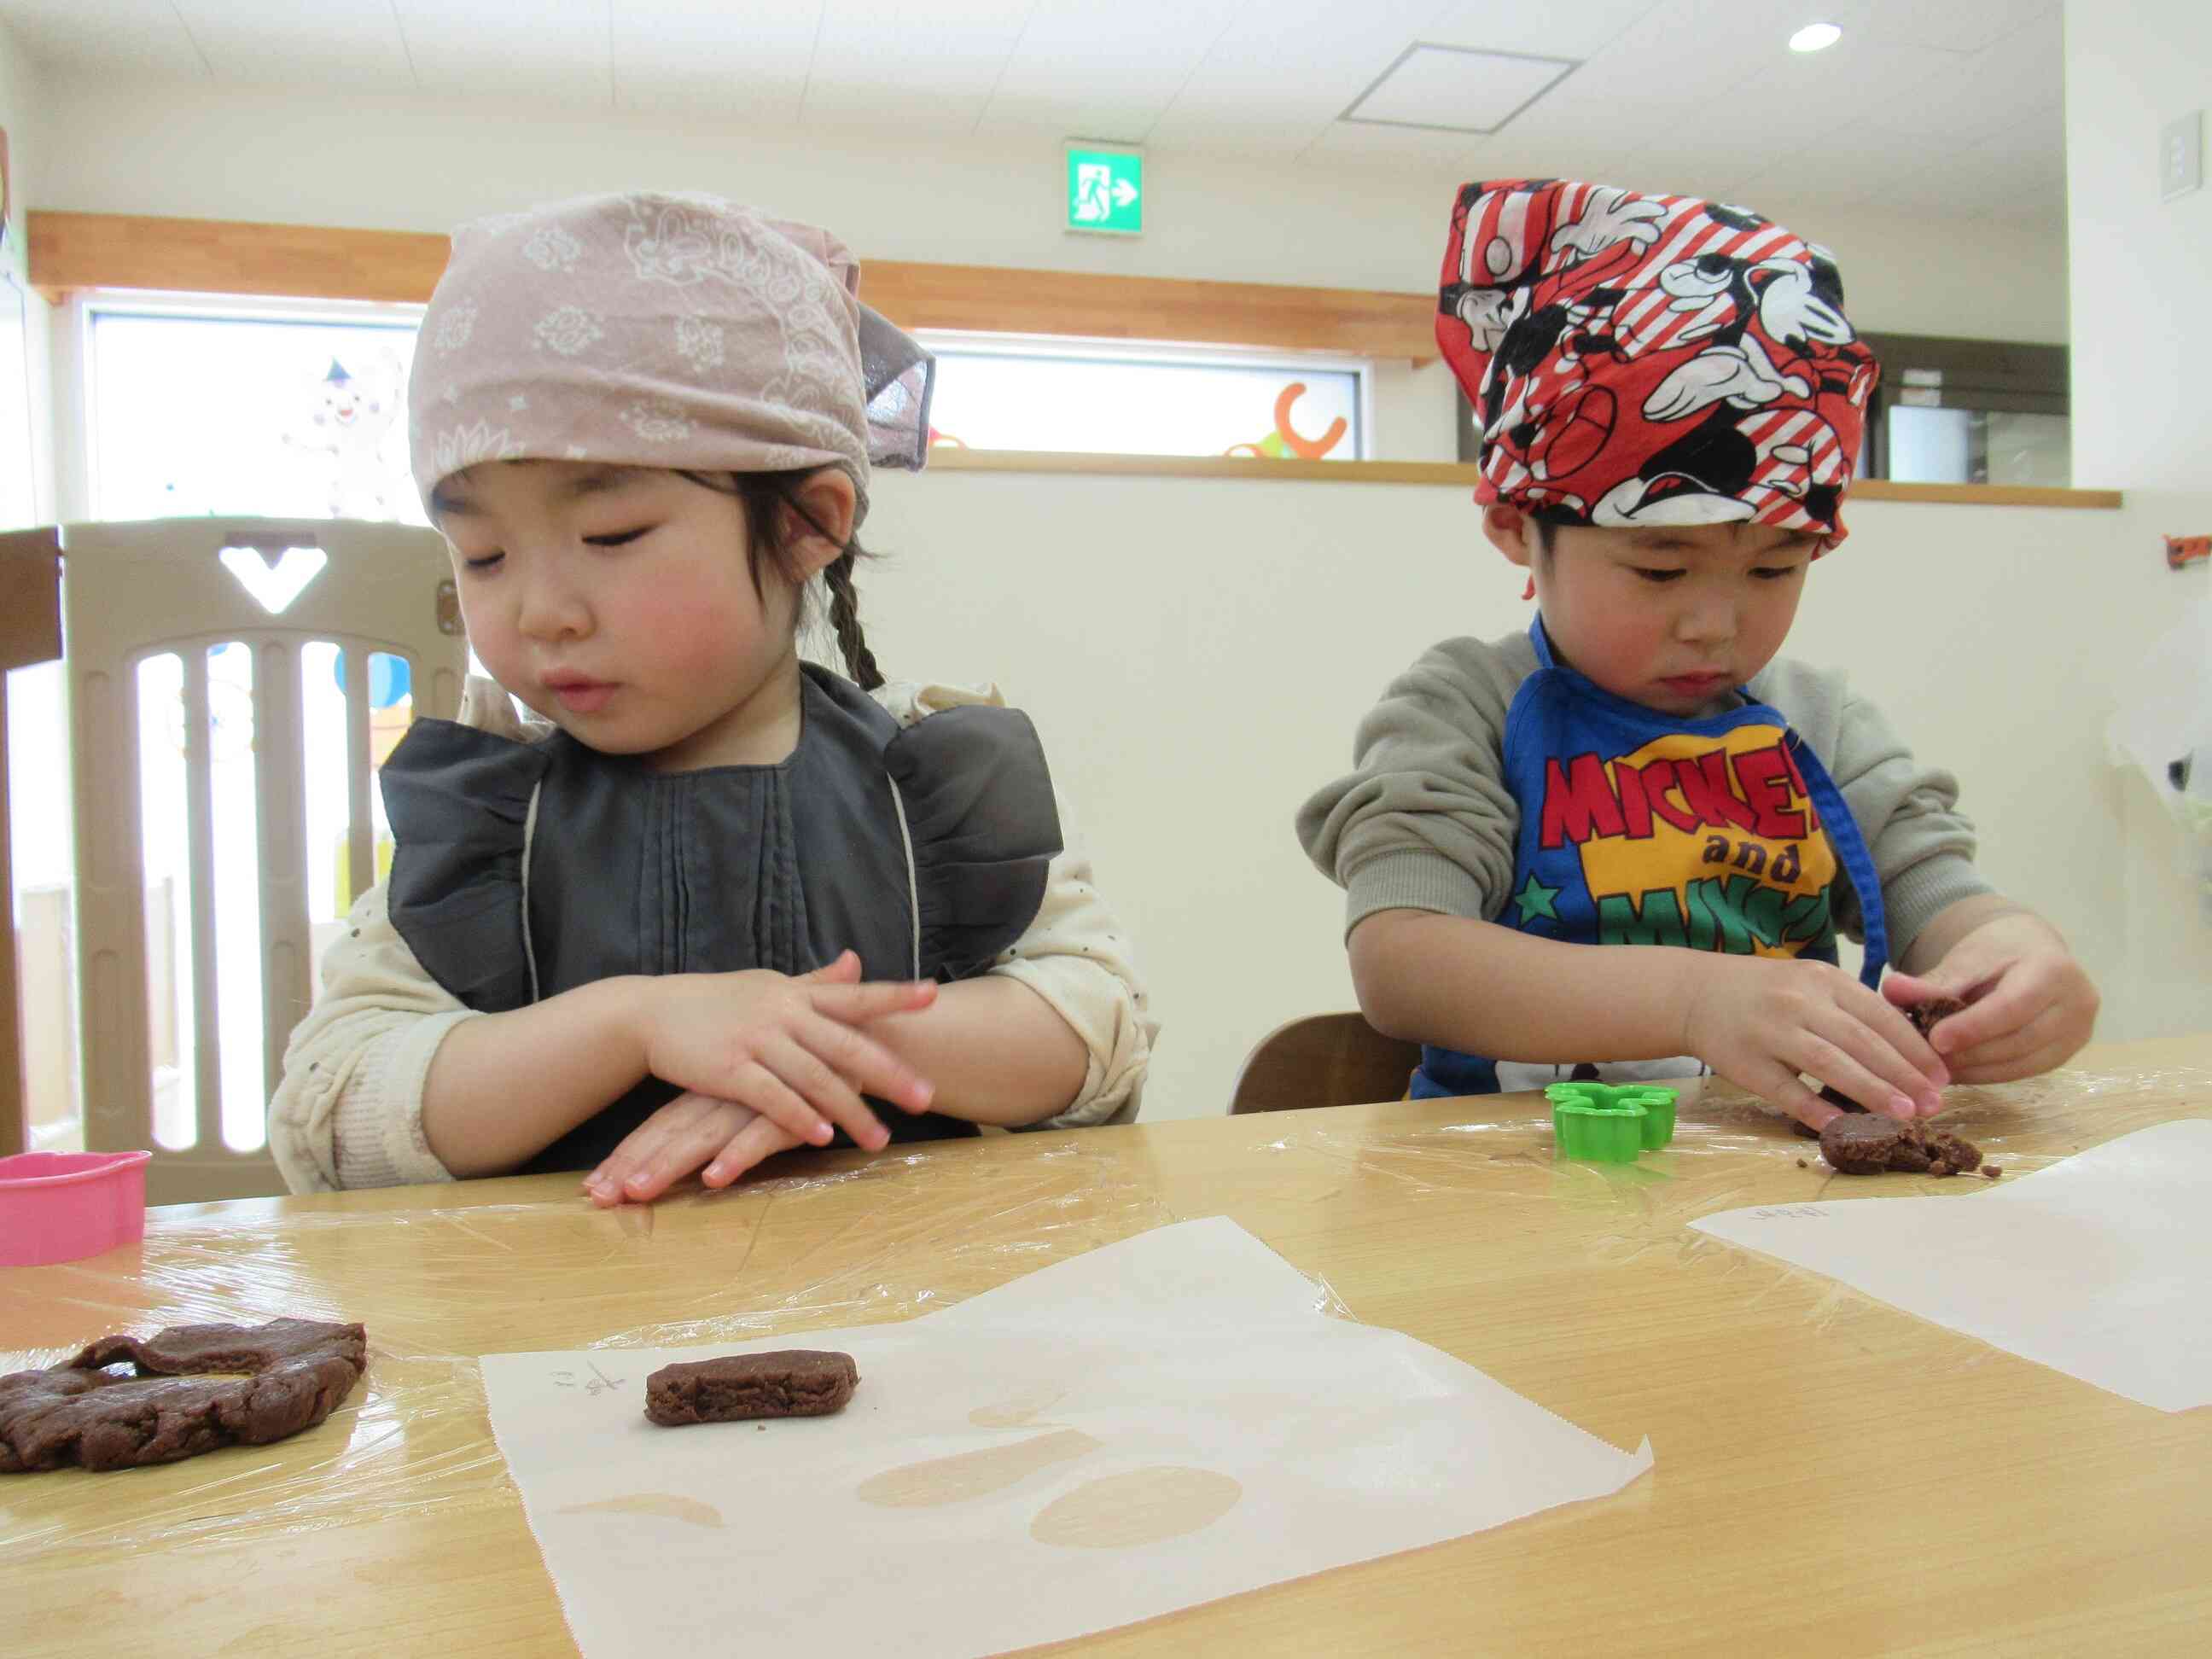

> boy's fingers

[
  {"left": 1919, "top": 975, "right": 2037, "bottom": 1057},
  {"left": 763, "top": 1034, "right": 891, "bottom": 1150},
  {"left": 1802, "top": 1011, "right": 1936, "bottom": 1117},
  {"left": 1940, "top": 1003, "right": 2072, "bottom": 1077},
  {"left": 800, "top": 1015, "right": 936, "bottom": 1115},
  {"left": 1749, "top": 1065, "right": 1844, "bottom": 1134},
  {"left": 808, "top": 979, "right": 939, "bottom": 1022},
  {"left": 1849, "top": 986, "right": 1948, "bottom": 1089}
]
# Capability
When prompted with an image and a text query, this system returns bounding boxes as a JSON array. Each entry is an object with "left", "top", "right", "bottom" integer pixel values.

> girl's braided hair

[{"left": 680, "top": 468, "right": 883, "bottom": 691}]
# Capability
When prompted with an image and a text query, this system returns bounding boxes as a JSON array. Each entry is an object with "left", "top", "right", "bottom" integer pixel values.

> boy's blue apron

[{"left": 1413, "top": 620, "right": 1889, "bottom": 1099}]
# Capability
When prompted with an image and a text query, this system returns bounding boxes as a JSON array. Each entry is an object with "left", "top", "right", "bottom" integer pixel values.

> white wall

[
  {"left": 22, "top": 72, "right": 2072, "bottom": 474},
  {"left": 2062, "top": 0, "right": 2212, "bottom": 1045},
  {"left": 0, "top": 15, "right": 53, "bottom": 525},
  {"left": 2064, "top": 2, "right": 2212, "bottom": 492},
  {"left": 33, "top": 74, "right": 2072, "bottom": 350},
  {"left": 863, "top": 469, "right": 2191, "bottom": 1120}
]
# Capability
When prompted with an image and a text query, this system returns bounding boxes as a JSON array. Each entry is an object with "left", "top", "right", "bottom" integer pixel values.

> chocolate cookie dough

[
  {"left": 0, "top": 1318, "right": 368, "bottom": 1473},
  {"left": 1907, "top": 995, "right": 1969, "bottom": 1039},
  {"left": 1818, "top": 1112, "right": 1986, "bottom": 1178},
  {"left": 644, "top": 1350, "right": 859, "bottom": 1425}
]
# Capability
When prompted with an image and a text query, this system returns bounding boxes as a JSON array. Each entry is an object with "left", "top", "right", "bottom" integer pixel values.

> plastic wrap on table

[
  {"left": 1254, "top": 1061, "right": 2212, "bottom": 1216},
  {"left": 0, "top": 1136, "right": 1178, "bottom": 1558}
]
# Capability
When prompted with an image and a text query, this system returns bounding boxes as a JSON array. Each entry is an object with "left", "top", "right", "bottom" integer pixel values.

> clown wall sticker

[{"left": 281, "top": 352, "right": 405, "bottom": 519}]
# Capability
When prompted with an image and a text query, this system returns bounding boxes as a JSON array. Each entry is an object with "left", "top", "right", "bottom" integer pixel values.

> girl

[{"left": 271, "top": 192, "right": 1155, "bottom": 1204}]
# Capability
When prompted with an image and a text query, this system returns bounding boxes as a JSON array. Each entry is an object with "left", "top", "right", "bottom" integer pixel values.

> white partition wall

[{"left": 861, "top": 469, "right": 2208, "bottom": 1121}]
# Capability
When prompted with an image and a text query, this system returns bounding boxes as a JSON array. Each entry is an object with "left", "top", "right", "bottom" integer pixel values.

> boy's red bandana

[{"left": 1438, "top": 179, "right": 1880, "bottom": 548}]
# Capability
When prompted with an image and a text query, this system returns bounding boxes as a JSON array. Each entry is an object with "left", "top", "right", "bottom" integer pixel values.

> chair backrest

[
  {"left": 58, "top": 517, "right": 464, "bottom": 1203},
  {"left": 1229, "top": 1011, "right": 1423, "bottom": 1115},
  {"left": 0, "top": 528, "right": 65, "bottom": 1159}
]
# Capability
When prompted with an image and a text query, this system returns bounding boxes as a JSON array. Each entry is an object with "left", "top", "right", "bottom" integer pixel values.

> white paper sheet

[
  {"left": 480, "top": 1217, "right": 1652, "bottom": 1658},
  {"left": 1690, "top": 1121, "right": 2212, "bottom": 1412}
]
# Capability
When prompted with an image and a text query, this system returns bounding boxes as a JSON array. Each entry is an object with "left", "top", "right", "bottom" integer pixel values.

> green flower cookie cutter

[{"left": 1544, "top": 1082, "right": 1679, "bottom": 1162}]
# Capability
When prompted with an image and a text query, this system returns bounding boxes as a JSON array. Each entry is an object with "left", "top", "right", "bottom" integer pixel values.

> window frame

[{"left": 915, "top": 329, "right": 1376, "bottom": 463}]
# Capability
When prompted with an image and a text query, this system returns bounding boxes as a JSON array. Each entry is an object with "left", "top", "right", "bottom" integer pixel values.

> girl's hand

[
  {"left": 633, "top": 952, "right": 937, "bottom": 1153},
  {"left": 584, "top": 1094, "right": 804, "bottom": 1207},
  {"left": 1679, "top": 954, "right": 1950, "bottom": 1131},
  {"left": 1883, "top": 914, "right": 2098, "bottom": 1084}
]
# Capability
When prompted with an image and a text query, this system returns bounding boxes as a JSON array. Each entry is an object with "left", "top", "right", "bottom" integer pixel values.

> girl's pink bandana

[{"left": 1437, "top": 179, "right": 1879, "bottom": 548}]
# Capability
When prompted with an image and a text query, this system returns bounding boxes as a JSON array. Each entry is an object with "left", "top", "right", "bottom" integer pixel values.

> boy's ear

[
  {"left": 1481, "top": 503, "right": 1538, "bottom": 568},
  {"left": 782, "top": 468, "right": 859, "bottom": 578}
]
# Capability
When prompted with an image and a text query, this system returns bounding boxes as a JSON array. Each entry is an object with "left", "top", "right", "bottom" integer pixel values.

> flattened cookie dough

[
  {"left": 1819, "top": 1113, "right": 1986, "bottom": 1178},
  {"left": 645, "top": 1350, "right": 859, "bottom": 1425},
  {"left": 0, "top": 1318, "right": 368, "bottom": 1473}
]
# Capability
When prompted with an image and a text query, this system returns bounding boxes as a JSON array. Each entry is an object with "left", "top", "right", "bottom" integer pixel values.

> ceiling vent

[{"left": 1340, "top": 43, "right": 1578, "bottom": 135}]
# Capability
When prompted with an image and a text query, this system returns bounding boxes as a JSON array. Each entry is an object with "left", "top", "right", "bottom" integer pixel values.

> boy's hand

[
  {"left": 584, "top": 1094, "right": 806, "bottom": 1207},
  {"left": 632, "top": 952, "right": 937, "bottom": 1154},
  {"left": 1680, "top": 955, "right": 1950, "bottom": 1131},
  {"left": 1883, "top": 913, "right": 2098, "bottom": 1084}
]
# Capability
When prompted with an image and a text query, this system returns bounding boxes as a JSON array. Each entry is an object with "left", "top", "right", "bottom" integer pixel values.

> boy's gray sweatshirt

[{"left": 1296, "top": 629, "right": 1992, "bottom": 963}]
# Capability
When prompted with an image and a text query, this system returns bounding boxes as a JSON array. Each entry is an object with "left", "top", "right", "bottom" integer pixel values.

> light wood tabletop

[{"left": 6, "top": 1034, "right": 2209, "bottom": 1656}]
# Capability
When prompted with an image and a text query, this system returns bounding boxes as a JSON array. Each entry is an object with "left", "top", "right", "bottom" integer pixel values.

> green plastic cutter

[{"left": 1544, "top": 1082, "right": 1679, "bottom": 1162}]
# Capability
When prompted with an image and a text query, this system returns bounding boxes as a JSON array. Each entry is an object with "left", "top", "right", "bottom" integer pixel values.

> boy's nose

[{"left": 1674, "top": 596, "right": 1735, "bottom": 644}]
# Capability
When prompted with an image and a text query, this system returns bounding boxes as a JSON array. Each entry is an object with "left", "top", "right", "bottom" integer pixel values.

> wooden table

[{"left": 7, "top": 1035, "right": 2210, "bottom": 1655}]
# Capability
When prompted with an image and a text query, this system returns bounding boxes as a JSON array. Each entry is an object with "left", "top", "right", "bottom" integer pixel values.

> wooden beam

[
  {"left": 29, "top": 211, "right": 452, "bottom": 306},
  {"left": 28, "top": 210, "right": 1439, "bottom": 361},
  {"left": 864, "top": 261, "right": 1437, "bottom": 362}
]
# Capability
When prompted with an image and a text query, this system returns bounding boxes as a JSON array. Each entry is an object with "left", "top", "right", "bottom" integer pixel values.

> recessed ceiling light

[{"left": 1789, "top": 22, "right": 1843, "bottom": 53}]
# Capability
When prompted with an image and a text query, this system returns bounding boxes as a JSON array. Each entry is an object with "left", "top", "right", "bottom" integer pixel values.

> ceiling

[{"left": 0, "top": 0, "right": 2065, "bottom": 224}]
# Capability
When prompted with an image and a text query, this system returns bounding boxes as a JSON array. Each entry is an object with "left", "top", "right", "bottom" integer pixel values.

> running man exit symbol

[{"left": 1067, "top": 145, "right": 1144, "bottom": 236}]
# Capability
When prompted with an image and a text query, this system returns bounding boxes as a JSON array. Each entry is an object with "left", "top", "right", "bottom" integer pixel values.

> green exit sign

[{"left": 1066, "top": 145, "right": 1144, "bottom": 236}]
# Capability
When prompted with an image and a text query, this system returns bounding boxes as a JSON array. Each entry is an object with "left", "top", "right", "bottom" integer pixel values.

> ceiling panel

[
  {"left": 612, "top": 2, "right": 824, "bottom": 121},
  {"left": 1301, "top": 119, "right": 1496, "bottom": 171},
  {"left": 971, "top": 0, "right": 1245, "bottom": 143},
  {"left": 1423, "top": 0, "right": 1656, "bottom": 61},
  {"left": 1344, "top": 45, "right": 1570, "bottom": 133},
  {"left": 0, "top": 0, "right": 211, "bottom": 79},
  {"left": 170, "top": 1, "right": 414, "bottom": 90},
  {"left": 1487, "top": 0, "right": 1802, "bottom": 151},
  {"left": 1863, "top": 0, "right": 2054, "bottom": 56},
  {"left": 796, "top": 0, "right": 1031, "bottom": 133},
  {"left": 1144, "top": 0, "right": 1453, "bottom": 150},
  {"left": 390, "top": 0, "right": 613, "bottom": 106},
  {"left": 1860, "top": 9, "right": 2063, "bottom": 148}
]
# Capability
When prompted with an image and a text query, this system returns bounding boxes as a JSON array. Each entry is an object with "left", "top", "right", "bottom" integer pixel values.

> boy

[{"left": 1296, "top": 180, "right": 2097, "bottom": 1131}]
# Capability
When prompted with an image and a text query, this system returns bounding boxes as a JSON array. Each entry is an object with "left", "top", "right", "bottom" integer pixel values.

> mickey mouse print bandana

[{"left": 1437, "top": 180, "right": 1880, "bottom": 547}]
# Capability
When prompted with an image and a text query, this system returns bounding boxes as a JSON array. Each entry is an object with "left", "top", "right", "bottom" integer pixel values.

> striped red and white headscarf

[{"left": 1437, "top": 179, "right": 1880, "bottom": 548}]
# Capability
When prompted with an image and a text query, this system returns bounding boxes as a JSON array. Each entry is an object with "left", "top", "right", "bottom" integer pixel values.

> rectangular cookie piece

[{"left": 644, "top": 1350, "right": 859, "bottom": 1426}]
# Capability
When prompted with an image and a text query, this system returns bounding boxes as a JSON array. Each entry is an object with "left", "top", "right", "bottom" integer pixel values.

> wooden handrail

[
  {"left": 926, "top": 449, "right": 2125, "bottom": 507},
  {"left": 28, "top": 210, "right": 1440, "bottom": 363}
]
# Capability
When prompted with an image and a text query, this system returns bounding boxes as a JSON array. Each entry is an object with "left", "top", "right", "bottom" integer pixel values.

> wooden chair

[
  {"left": 4, "top": 518, "right": 465, "bottom": 1202},
  {"left": 1228, "top": 1011, "right": 1423, "bottom": 1115}
]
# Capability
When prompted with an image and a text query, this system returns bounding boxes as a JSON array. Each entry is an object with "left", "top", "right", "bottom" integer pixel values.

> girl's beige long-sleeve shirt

[{"left": 270, "top": 677, "right": 1155, "bottom": 1193}]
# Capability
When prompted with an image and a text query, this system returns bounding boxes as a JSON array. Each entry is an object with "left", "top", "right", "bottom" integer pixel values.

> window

[
  {"left": 922, "top": 338, "right": 1368, "bottom": 462},
  {"left": 1859, "top": 334, "right": 2069, "bottom": 488},
  {"left": 86, "top": 299, "right": 426, "bottom": 523}
]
